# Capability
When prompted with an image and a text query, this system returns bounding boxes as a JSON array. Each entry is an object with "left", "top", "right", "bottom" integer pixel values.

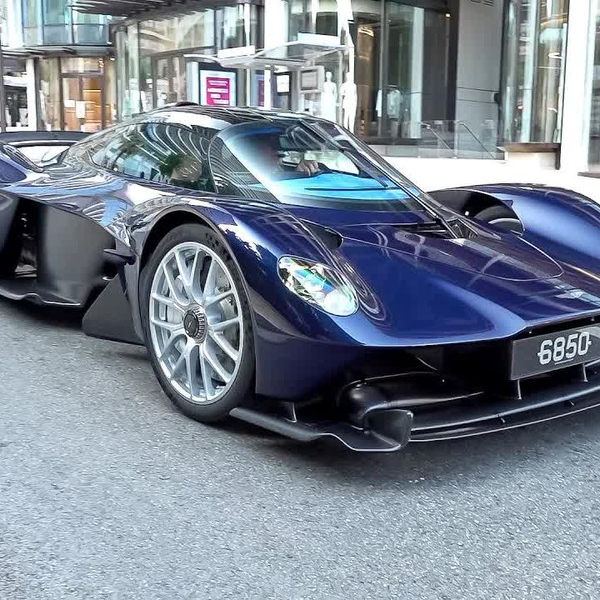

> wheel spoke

[
  {"left": 202, "top": 258, "right": 219, "bottom": 298},
  {"left": 151, "top": 316, "right": 184, "bottom": 333},
  {"left": 163, "top": 263, "right": 187, "bottom": 305},
  {"left": 170, "top": 346, "right": 188, "bottom": 381},
  {"left": 204, "top": 289, "right": 234, "bottom": 307},
  {"left": 175, "top": 251, "right": 191, "bottom": 293},
  {"left": 199, "top": 348, "right": 215, "bottom": 400},
  {"left": 208, "top": 330, "right": 239, "bottom": 362},
  {"left": 189, "top": 249, "right": 203, "bottom": 304},
  {"left": 186, "top": 344, "right": 200, "bottom": 399},
  {"left": 152, "top": 292, "right": 185, "bottom": 312},
  {"left": 211, "top": 316, "right": 240, "bottom": 332},
  {"left": 203, "top": 345, "right": 231, "bottom": 383},
  {"left": 159, "top": 329, "right": 185, "bottom": 361}
]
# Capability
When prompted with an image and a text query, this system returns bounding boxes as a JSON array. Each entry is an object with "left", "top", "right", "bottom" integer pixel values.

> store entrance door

[{"left": 62, "top": 75, "right": 105, "bottom": 132}]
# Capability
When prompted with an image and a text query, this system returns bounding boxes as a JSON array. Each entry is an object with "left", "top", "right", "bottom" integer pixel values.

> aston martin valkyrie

[{"left": 2, "top": 105, "right": 600, "bottom": 453}]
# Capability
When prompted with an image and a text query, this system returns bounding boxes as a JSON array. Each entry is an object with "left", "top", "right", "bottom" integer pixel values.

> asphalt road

[{"left": 1, "top": 298, "right": 600, "bottom": 600}]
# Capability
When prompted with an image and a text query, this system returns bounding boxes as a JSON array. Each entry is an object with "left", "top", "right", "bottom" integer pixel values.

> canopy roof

[{"left": 73, "top": 0, "right": 259, "bottom": 17}]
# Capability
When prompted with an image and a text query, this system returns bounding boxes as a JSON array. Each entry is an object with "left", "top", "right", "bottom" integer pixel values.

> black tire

[
  {"left": 474, "top": 205, "right": 523, "bottom": 233},
  {"left": 140, "top": 223, "right": 255, "bottom": 423}
]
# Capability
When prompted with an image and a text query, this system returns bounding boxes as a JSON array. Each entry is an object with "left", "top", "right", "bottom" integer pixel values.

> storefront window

[
  {"left": 588, "top": 7, "right": 600, "bottom": 171},
  {"left": 179, "top": 11, "right": 215, "bottom": 48},
  {"left": 345, "top": 1, "right": 449, "bottom": 142},
  {"left": 127, "top": 25, "right": 141, "bottom": 115},
  {"left": 501, "top": 0, "right": 569, "bottom": 143},
  {"left": 3, "top": 58, "right": 29, "bottom": 128},
  {"left": 60, "top": 57, "right": 104, "bottom": 73},
  {"left": 115, "top": 26, "right": 141, "bottom": 118},
  {"left": 39, "top": 58, "right": 61, "bottom": 130},
  {"left": 38, "top": 55, "right": 115, "bottom": 132},
  {"left": 350, "top": 1, "right": 382, "bottom": 138},
  {"left": 116, "top": 4, "right": 263, "bottom": 116},
  {"left": 137, "top": 10, "right": 217, "bottom": 110},
  {"left": 139, "top": 10, "right": 215, "bottom": 54}
]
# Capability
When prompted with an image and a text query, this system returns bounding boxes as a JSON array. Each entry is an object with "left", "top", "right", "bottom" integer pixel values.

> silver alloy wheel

[
  {"left": 488, "top": 217, "right": 522, "bottom": 233},
  {"left": 149, "top": 241, "right": 244, "bottom": 404}
]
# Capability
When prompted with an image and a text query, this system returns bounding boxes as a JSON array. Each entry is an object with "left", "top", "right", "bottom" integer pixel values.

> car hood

[
  {"left": 278, "top": 206, "right": 600, "bottom": 345},
  {"left": 287, "top": 205, "right": 563, "bottom": 282}
]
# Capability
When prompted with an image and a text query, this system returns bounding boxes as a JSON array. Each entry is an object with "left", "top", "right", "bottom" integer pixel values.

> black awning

[
  {"left": 72, "top": 0, "right": 171, "bottom": 16},
  {"left": 72, "top": 0, "right": 262, "bottom": 17}
]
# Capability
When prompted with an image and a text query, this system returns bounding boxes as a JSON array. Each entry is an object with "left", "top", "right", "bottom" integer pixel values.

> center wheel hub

[{"left": 183, "top": 305, "right": 208, "bottom": 343}]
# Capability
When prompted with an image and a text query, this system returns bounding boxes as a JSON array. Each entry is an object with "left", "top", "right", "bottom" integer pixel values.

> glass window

[
  {"left": 104, "top": 59, "right": 117, "bottom": 127},
  {"left": 93, "top": 124, "right": 216, "bottom": 192},
  {"left": 215, "top": 5, "right": 262, "bottom": 50},
  {"left": 23, "top": 0, "right": 41, "bottom": 27},
  {"left": 178, "top": 11, "right": 215, "bottom": 48},
  {"left": 43, "top": 0, "right": 69, "bottom": 25},
  {"left": 73, "top": 12, "right": 109, "bottom": 45},
  {"left": 127, "top": 25, "right": 141, "bottom": 115},
  {"left": 139, "top": 10, "right": 215, "bottom": 55},
  {"left": 289, "top": 0, "right": 308, "bottom": 39},
  {"left": 39, "top": 58, "right": 61, "bottom": 130},
  {"left": 21, "top": 0, "right": 109, "bottom": 45},
  {"left": 349, "top": 0, "right": 382, "bottom": 138},
  {"left": 208, "top": 121, "right": 422, "bottom": 211},
  {"left": 589, "top": 7, "right": 600, "bottom": 171},
  {"left": 288, "top": 0, "right": 338, "bottom": 39},
  {"left": 217, "top": 6, "right": 245, "bottom": 50},
  {"left": 61, "top": 58, "right": 103, "bottom": 74},
  {"left": 501, "top": 0, "right": 569, "bottom": 143}
]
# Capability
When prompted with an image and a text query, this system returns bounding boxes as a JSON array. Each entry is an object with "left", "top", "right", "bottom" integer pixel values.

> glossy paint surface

[{"left": 2, "top": 109, "right": 600, "bottom": 399}]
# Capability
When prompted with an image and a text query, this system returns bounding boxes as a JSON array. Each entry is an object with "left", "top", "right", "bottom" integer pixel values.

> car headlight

[{"left": 277, "top": 256, "right": 358, "bottom": 316}]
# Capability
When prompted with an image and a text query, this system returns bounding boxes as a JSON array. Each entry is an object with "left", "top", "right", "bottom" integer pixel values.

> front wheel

[{"left": 140, "top": 223, "right": 255, "bottom": 423}]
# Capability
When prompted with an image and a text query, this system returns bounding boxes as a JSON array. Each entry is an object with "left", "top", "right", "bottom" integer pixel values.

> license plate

[{"left": 510, "top": 324, "right": 600, "bottom": 380}]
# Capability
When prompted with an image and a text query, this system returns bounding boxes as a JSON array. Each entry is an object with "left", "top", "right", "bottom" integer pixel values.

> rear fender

[{"left": 433, "top": 185, "right": 600, "bottom": 271}]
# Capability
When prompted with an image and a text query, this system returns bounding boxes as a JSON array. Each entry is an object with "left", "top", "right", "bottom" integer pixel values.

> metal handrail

[
  {"left": 420, "top": 120, "right": 497, "bottom": 159},
  {"left": 420, "top": 122, "right": 456, "bottom": 156},
  {"left": 457, "top": 121, "right": 495, "bottom": 159}
]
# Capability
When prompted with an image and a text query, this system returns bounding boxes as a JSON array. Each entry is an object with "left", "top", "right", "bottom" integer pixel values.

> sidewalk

[{"left": 386, "top": 157, "right": 600, "bottom": 202}]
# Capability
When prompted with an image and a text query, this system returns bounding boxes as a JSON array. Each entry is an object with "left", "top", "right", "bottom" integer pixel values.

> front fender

[{"left": 127, "top": 198, "right": 366, "bottom": 399}]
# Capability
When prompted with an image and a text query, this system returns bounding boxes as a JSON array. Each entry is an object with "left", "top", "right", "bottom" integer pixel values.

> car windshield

[{"left": 207, "top": 120, "right": 424, "bottom": 212}]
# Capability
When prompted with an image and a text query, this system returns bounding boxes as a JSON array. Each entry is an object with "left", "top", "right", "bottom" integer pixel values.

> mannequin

[
  {"left": 340, "top": 72, "right": 357, "bottom": 132},
  {"left": 376, "top": 86, "right": 403, "bottom": 139},
  {"left": 321, "top": 71, "right": 338, "bottom": 122}
]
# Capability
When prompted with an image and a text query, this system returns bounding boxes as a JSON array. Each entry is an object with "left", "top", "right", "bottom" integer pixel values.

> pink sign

[
  {"left": 206, "top": 76, "right": 230, "bottom": 106},
  {"left": 200, "top": 70, "right": 236, "bottom": 107}
]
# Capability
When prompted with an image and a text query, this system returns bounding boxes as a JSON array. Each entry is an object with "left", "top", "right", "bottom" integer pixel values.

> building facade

[
  {"left": 2, "top": 0, "right": 114, "bottom": 131},
  {"left": 77, "top": 0, "right": 574, "bottom": 161},
  {"left": 3, "top": 0, "right": 600, "bottom": 177}
]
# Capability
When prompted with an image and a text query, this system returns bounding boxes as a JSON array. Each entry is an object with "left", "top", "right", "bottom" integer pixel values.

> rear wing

[
  {"left": 0, "top": 130, "right": 91, "bottom": 174},
  {"left": 0, "top": 130, "right": 89, "bottom": 148},
  {"left": 0, "top": 131, "right": 90, "bottom": 181}
]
